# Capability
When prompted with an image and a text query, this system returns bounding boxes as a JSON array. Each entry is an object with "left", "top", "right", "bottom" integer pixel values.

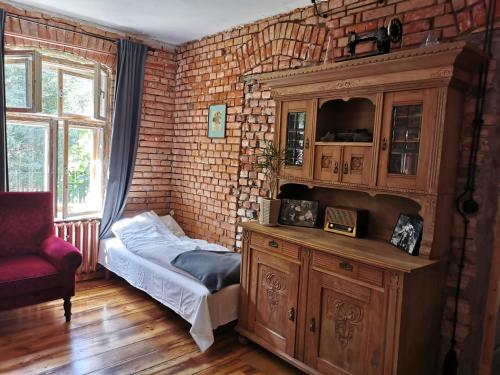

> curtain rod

[
  {"left": 4, "top": 31, "right": 115, "bottom": 56},
  {"left": 5, "top": 13, "right": 156, "bottom": 52}
]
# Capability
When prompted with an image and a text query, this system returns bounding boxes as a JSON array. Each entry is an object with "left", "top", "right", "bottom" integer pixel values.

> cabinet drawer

[
  {"left": 250, "top": 233, "right": 300, "bottom": 259},
  {"left": 312, "top": 252, "right": 384, "bottom": 287}
]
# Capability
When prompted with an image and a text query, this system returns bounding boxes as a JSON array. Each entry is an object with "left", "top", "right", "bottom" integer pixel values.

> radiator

[{"left": 54, "top": 219, "right": 101, "bottom": 278}]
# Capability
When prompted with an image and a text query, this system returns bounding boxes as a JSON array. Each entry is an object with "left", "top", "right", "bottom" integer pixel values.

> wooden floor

[{"left": 0, "top": 279, "right": 302, "bottom": 375}]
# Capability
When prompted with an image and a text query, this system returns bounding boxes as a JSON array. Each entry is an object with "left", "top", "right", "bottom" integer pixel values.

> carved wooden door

[
  {"left": 304, "top": 269, "right": 386, "bottom": 374},
  {"left": 340, "top": 145, "right": 372, "bottom": 185},
  {"left": 314, "top": 145, "right": 341, "bottom": 182},
  {"left": 377, "top": 90, "right": 437, "bottom": 191},
  {"left": 280, "top": 100, "right": 316, "bottom": 180},
  {"left": 248, "top": 249, "right": 300, "bottom": 356}
]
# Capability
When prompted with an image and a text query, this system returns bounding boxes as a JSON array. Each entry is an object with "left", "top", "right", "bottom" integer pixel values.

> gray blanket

[{"left": 170, "top": 250, "right": 241, "bottom": 293}]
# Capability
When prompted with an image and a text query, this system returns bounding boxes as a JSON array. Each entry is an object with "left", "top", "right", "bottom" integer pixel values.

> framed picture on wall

[
  {"left": 389, "top": 214, "right": 423, "bottom": 256},
  {"left": 208, "top": 104, "right": 226, "bottom": 138}
]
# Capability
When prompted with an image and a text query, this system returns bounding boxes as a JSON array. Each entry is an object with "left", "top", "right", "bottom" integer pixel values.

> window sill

[{"left": 55, "top": 215, "right": 101, "bottom": 223}]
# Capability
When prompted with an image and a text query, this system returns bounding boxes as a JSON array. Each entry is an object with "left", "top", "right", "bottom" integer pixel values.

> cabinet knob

[
  {"left": 343, "top": 162, "right": 349, "bottom": 174},
  {"left": 382, "top": 137, "right": 388, "bottom": 151},
  {"left": 268, "top": 240, "right": 279, "bottom": 248},
  {"left": 305, "top": 138, "right": 310, "bottom": 149},
  {"left": 309, "top": 318, "right": 316, "bottom": 332},
  {"left": 288, "top": 307, "right": 295, "bottom": 322},
  {"left": 333, "top": 161, "right": 339, "bottom": 174}
]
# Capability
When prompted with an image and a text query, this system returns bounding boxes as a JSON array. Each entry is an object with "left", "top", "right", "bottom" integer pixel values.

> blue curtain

[
  {"left": 99, "top": 40, "right": 148, "bottom": 238},
  {"left": 0, "top": 9, "right": 7, "bottom": 192}
]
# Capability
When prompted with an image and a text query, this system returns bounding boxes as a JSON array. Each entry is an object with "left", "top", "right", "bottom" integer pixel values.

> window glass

[
  {"left": 285, "top": 112, "right": 306, "bottom": 166},
  {"left": 5, "top": 55, "right": 32, "bottom": 109},
  {"left": 42, "top": 64, "right": 58, "bottom": 115},
  {"left": 99, "top": 69, "right": 108, "bottom": 118},
  {"left": 66, "top": 126, "right": 102, "bottom": 216},
  {"left": 63, "top": 72, "right": 94, "bottom": 117},
  {"left": 7, "top": 122, "right": 49, "bottom": 191},
  {"left": 56, "top": 124, "right": 64, "bottom": 218},
  {"left": 388, "top": 105, "right": 422, "bottom": 175}
]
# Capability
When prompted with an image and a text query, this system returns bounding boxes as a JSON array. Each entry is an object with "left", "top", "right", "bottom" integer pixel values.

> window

[
  {"left": 5, "top": 49, "right": 110, "bottom": 219},
  {"left": 7, "top": 121, "right": 49, "bottom": 191},
  {"left": 5, "top": 52, "right": 36, "bottom": 110}
]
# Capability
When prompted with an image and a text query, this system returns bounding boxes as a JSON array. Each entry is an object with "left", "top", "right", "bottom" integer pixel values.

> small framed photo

[
  {"left": 390, "top": 214, "right": 423, "bottom": 256},
  {"left": 279, "top": 199, "right": 319, "bottom": 228},
  {"left": 208, "top": 104, "right": 226, "bottom": 138}
]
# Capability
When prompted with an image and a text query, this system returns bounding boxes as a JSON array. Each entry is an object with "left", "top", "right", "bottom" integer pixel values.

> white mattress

[{"left": 98, "top": 237, "right": 239, "bottom": 351}]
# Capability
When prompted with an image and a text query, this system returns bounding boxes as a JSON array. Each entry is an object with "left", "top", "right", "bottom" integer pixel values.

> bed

[{"left": 97, "top": 213, "right": 239, "bottom": 352}]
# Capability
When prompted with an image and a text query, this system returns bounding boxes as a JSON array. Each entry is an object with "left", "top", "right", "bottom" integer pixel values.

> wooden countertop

[{"left": 241, "top": 221, "right": 438, "bottom": 273}]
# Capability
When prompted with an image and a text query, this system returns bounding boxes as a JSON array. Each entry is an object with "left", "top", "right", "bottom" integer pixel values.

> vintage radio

[{"left": 324, "top": 206, "right": 369, "bottom": 238}]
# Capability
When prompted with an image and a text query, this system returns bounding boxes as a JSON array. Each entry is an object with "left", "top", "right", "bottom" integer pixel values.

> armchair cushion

[{"left": 0, "top": 255, "right": 59, "bottom": 299}]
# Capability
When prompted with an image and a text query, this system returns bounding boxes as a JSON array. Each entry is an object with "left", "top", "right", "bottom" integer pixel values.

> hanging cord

[{"left": 443, "top": 0, "right": 497, "bottom": 374}]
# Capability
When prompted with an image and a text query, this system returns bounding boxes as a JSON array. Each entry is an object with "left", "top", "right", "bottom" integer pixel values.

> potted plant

[{"left": 255, "top": 141, "right": 285, "bottom": 226}]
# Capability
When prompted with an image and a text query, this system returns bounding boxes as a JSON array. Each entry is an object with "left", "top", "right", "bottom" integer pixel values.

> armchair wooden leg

[{"left": 64, "top": 297, "right": 72, "bottom": 322}]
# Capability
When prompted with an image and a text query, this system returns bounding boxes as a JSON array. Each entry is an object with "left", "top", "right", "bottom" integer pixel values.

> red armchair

[{"left": 0, "top": 192, "right": 82, "bottom": 321}]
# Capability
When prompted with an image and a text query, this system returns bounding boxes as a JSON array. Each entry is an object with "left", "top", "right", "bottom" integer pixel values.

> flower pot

[{"left": 259, "top": 198, "right": 281, "bottom": 226}]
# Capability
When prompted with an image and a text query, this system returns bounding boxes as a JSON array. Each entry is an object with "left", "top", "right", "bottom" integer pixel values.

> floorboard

[{"left": 0, "top": 280, "right": 303, "bottom": 375}]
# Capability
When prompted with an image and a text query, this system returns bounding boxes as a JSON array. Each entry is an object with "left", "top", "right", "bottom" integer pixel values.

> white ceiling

[{"left": 6, "top": 0, "right": 311, "bottom": 45}]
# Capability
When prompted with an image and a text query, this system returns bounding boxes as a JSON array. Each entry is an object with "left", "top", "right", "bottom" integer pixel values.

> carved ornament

[{"left": 328, "top": 297, "right": 364, "bottom": 348}]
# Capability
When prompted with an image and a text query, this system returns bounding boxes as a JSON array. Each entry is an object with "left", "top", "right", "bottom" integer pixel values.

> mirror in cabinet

[
  {"left": 280, "top": 100, "right": 316, "bottom": 180},
  {"left": 378, "top": 90, "right": 436, "bottom": 191}
]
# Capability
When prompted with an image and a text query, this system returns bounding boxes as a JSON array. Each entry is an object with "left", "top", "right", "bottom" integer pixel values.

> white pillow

[
  {"left": 160, "top": 214, "right": 186, "bottom": 237},
  {"left": 111, "top": 211, "right": 176, "bottom": 255}
]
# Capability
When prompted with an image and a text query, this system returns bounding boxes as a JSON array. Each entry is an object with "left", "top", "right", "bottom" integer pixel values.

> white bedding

[{"left": 98, "top": 237, "right": 239, "bottom": 352}]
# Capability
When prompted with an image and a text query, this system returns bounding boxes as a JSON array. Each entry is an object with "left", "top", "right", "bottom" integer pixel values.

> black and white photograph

[
  {"left": 389, "top": 214, "right": 423, "bottom": 255},
  {"left": 279, "top": 199, "right": 319, "bottom": 228}
]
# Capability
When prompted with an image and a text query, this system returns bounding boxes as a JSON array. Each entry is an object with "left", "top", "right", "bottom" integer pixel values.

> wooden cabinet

[
  {"left": 237, "top": 223, "right": 443, "bottom": 375},
  {"left": 240, "top": 43, "right": 484, "bottom": 373},
  {"left": 267, "top": 43, "right": 482, "bottom": 197},
  {"left": 280, "top": 100, "right": 316, "bottom": 180}
]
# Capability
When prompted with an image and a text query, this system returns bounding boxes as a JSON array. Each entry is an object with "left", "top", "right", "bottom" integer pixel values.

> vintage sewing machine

[{"left": 346, "top": 18, "right": 403, "bottom": 59}]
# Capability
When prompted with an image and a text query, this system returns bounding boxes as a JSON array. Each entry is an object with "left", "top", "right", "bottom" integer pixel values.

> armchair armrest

[{"left": 41, "top": 236, "right": 82, "bottom": 275}]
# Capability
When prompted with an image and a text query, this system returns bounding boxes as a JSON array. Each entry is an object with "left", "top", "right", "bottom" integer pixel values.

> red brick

[
  {"left": 434, "top": 14, "right": 456, "bottom": 27},
  {"left": 456, "top": 8, "right": 472, "bottom": 32},
  {"left": 404, "top": 4, "right": 445, "bottom": 22},
  {"left": 396, "top": 0, "right": 434, "bottom": 13},
  {"left": 363, "top": 5, "right": 395, "bottom": 21},
  {"left": 471, "top": 3, "right": 487, "bottom": 27}
]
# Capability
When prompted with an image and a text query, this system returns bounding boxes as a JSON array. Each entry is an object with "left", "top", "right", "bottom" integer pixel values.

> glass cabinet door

[
  {"left": 378, "top": 90, "right": 436, "bottom": 191},
  {"left": 280, "top": 100, "right": 315, "bottom": 180},
  {"left": 285, "top": 111, "right": 306, "bottom": 166},
  {"left": 388, "top": 104, "right": 422, "bottom": 176}
]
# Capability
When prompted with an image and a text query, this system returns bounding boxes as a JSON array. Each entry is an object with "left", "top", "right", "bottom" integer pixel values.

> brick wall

[
  {"left": 173, "top": 0, "right": 500, "bottom": 373},
  {"left": 0, "top": 1, "right": 177, "bottom": 217}
]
